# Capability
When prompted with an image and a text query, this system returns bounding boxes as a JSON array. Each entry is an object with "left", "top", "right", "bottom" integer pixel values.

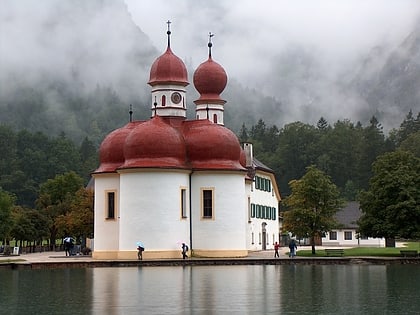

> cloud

[
  {"left": 1, "top": 0, "right": 419, "bottom": 131},
  {"left": 125, "top": 0, "right": 420, "bottom": 85}
]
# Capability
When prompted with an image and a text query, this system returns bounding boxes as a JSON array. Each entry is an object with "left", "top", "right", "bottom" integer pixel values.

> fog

[
  {"left": 126, "top": 0, "right": 420, "bottom": 127},
  {"left": 126, "top": 0, "right": 419, "bottom": 83},
  {"left": 1, "top": 0, "right": 419, "bottom": 131}
]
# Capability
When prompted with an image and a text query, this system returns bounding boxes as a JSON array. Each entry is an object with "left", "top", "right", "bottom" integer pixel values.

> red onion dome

[
  {"left": 193, "top": 57, "right": 227, "bottom": 102},
  {"left": 148, "top": 47, "right": 189, "bottom": 86},
  {"left": 122, "top": 116, "right": 187, "bottom": 169},
  {"left": 185, "top": 120, "right": 245, "bottom": 170},
  {"left": 95, "top": 122, "right": 141, "bottom": 173}
]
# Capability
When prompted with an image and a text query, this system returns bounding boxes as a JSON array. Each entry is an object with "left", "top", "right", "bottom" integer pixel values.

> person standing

[
  {"left": 181, "top": 243, "right": 188, "bottom": 259},
  {"left": 64, "top": 237, "right": 74, "bottom": 256},
  {"left": 137, "top": 245, "right": 144, "bottom": 260},
  {"left": 288, "top": 239, "right": 297, "bottom": 258},
  {"left": 274, "top": 242, "right": 280, "bottom": 258}
]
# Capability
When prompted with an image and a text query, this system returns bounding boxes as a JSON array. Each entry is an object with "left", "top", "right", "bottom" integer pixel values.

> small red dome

[
  {"left": 148, "top": 47, "right": 188, "bottom": 87},
  {"left": 95, "top": 122, "right": 141, "bottom": 173},
  {"left": 193, "top": 57, "right": 227, "bottom": 102},
  {"left": 185, "top": 120, "right": 245, "bottom": 170},
  {"left": 122, "top": 116, "right": 187, "bottom": 169}
]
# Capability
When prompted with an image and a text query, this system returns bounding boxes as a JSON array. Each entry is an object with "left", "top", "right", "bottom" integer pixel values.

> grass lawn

[
  {"left": 296, "top": 241, "right": 420, "bottom": 257},
  {"left": 0, "top": 259, "right": 26, "bottom": 264}
]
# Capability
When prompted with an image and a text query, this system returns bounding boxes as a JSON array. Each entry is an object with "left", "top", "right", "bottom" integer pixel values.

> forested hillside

[
  {"left": 1, "top": 0, "right": 420, "bottom": 207},
  {"left": 0, "top": 110, "right": 418, "bottom": 209}
]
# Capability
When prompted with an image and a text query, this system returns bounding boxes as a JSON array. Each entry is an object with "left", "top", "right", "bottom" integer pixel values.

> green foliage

[
  {"left": 399, "top": 130, "right": 420, "bottom": 157},
  {"left": 283, "top": 166, "right": 343, "bottom": 254},
  {"left": 55, "top": 188, "right": 94, "bottom": 240},
  {"left": 0, "top": 189, "right": 15, "bottom": 241},
  {"left": 358, "top": 150, "right": 420, "bottom": 239},
  {"left": 36, "top": 172, "right": 85, "bottom": 246},
  {"left": 296, "top": 242, "right": 419, "bottom": 257},
  {"left": 10, "top": 206, "right": 49, "bottom": 242},
  {"left": 0, "top": 128, "right": 96, "bottom": 206}
]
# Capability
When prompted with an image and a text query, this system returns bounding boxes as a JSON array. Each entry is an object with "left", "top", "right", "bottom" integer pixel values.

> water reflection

[{"left": 1, "top": 265, "right": 419, "bottom": 314}]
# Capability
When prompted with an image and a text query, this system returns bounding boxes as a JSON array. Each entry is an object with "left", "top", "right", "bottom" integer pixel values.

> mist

[
  {"left": 1, "top": 0, "right": 419, "bottom": 135},
  {"left": 126, "top": 0, "right": 420, "bottom": 128}
]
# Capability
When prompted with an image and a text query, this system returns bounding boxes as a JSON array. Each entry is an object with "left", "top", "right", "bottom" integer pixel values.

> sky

[{"left": 125, "top": 0, "right": 420, "bottom": 89}]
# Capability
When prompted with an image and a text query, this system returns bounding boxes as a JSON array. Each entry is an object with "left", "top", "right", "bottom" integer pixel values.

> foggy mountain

[
  {"left": 0, "top": 0, "right": 419, "bottom": 144},
  {"left": 348, "top": 20, "right": 420, "bottom": 128}
]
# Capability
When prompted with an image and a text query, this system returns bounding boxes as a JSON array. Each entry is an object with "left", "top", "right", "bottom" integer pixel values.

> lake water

[{"left": 1, "top": 264, "right": 419, "bottom": 314}]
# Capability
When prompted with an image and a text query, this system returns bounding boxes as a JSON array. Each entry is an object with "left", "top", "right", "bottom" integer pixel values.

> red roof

[
  {"left": 193, "top": 57, "right": 227, "bottom": 103},
  {"left": 148, "top": 47, "right": 189, "bottom": 87},
  {"left": 95, "top": 117, "right": 245, "bottom": 173}
]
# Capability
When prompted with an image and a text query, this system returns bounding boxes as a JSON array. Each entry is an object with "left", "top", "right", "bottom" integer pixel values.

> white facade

[
  {"left": 247, "top": 169, "right": 281, "bottom": 251},
  {"left": 322, "top": 230, "right": 385, "bottom": 247}
]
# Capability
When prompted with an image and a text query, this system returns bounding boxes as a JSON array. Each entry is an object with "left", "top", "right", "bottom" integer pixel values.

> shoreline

[{"left": 1, "top": 252, "right": 419, "bottom": 270}]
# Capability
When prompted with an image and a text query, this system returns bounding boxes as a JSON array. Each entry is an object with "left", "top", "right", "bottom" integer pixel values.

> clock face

[{"left": 171, "top": 92, "right": 182, "bottom": 104}]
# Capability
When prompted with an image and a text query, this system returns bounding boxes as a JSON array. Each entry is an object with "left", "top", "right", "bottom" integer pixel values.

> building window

[
  {"left": 161, "top": 95, "right": 166, "bottom": 106},
  {"left": 181, "top": 188, "right": 187, "bottom": 218},
  {"left": 213, "top": 114, "right": 218, "bottom": 124},
  {"left": 254, "top": 176, "right": 272, "bottom": 192},
  {"left": 271, "top": 207, "right": 276, "bottom": 220},
  {"left": 106, "top": 191, "right": 115, "bottom": 219},
  {"left": 202, "top": 189, "right": 213, "bottom": 219},
  {"left": 329, "top": 231, "right": 337, "bottom": 240},
  {"left": 251, "top": 204, "right": 255, "bottom": 217},
  {"left": 344, "top": 231, "right": 352, "bottom": 240},
  {"left": 248, "top": 197, "right": 251, "bottom": 221}
]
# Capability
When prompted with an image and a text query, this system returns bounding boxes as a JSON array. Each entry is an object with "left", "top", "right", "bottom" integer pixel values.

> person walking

[
  {"left": 274, "top": 242, "right": 280, "bottom": 258},
  {"left": 181, "top": 243, "right": 189, "bottom": 259},
  {"left": 288, "top": 239, "right": 297, "bottom": 258}
]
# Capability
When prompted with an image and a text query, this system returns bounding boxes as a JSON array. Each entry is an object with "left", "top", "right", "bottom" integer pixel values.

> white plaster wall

[
  {"left": 323, "top": 230, "right": 385, "bottom": 247},
  {"left": 191, "top": 172, "right": 247, "bottom": 250},
  {"left": 151, "top": 84, "right": 187, "bottom": 117},
  {"left": 119, "top": 170, "right": 190, "bottom": 251},
  {"left": 248, "top": 173, "right": 280, "bottom": 251},
  {"left": 93, "top": 174, "right": 120, "bottom": 251}
]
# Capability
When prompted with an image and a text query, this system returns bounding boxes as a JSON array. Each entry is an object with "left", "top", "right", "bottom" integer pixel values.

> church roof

[{"left": 95, "top": 117, "right": 246, "bottom": 173}]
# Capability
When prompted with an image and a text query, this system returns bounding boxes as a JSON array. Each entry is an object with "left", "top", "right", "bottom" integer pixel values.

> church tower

[
  {"left": 193, "top": 33, "right": 227, "bottom": 125},
  {"left": 148, "top": 21, "right": 189, "bottom": 118}
]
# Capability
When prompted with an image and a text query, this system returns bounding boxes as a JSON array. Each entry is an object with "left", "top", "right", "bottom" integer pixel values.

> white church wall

[
  {"left": 93, "top": 174, "right": 120, "bottom": 251},
  {"left": 118, "top": 170, "right": 190, "bottom": 252},
  {"left": 191, "top": 172, "right": 247, "bottom": 251}
]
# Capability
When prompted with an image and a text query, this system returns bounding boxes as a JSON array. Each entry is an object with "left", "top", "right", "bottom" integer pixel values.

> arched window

[
  {"left": 161, "top": 95, "right": 166, "bottom": 106},
  {"left": 213, "top": 114, "right": 218, "bottom": 123}
]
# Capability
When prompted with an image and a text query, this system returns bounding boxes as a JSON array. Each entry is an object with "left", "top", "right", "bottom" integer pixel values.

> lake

[{"left": 1, "top": 264, "right": 419, "bottom": 314}]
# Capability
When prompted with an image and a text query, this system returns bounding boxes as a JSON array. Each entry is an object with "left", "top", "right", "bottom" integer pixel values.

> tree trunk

[
  {"left": 311, "top": 236, "right": 316, "bottom": 254},
  {"left": 385, "top": 238, "right": 395, "bottom": 248}
]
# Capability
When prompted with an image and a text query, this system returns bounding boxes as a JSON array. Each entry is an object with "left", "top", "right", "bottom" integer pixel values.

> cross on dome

[
  {"left": 208, "top": 32, "right": 214, "bottom": 58},
  {"left": 167, "top": 20, "right": 172, "bottom": 47}
]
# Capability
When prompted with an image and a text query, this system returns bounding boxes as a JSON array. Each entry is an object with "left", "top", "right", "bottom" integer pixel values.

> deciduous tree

[
  {"left": 358, "top": 150, "right": 420, "bottom": 241},
  {"left": 283, "top": 166, "right": 343, "bottom": 254}
]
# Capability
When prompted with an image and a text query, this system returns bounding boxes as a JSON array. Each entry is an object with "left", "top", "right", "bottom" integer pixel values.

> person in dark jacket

[
  {"left": 182, "top": 243, "right": 188, "bottom": 259},
  {"left": 288, "top": 239, "right": 297, "bottom": 258}
]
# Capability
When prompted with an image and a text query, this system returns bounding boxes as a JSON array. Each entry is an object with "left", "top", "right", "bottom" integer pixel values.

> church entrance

[{"left": 262, "top": 222, "right": 267, "bottom": 250}]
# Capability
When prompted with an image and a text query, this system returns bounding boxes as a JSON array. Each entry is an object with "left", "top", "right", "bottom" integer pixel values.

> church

[{"left": 92, "top": 25, "right": 281, "bottom": 259}]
